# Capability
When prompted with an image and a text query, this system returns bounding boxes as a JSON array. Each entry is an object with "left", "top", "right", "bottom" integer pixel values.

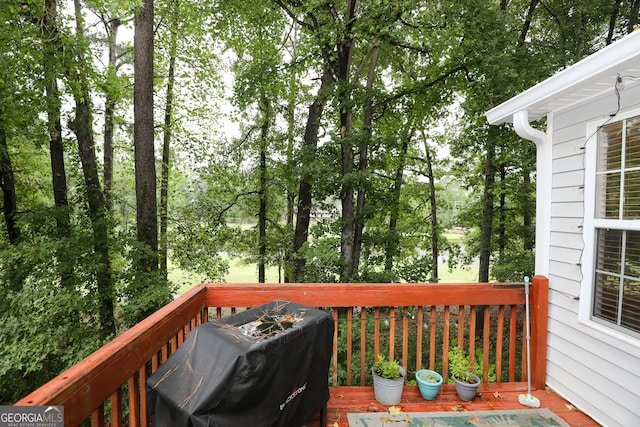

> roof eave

[{"left": 485, "top": 30, "right": 640, "bottom": 125}]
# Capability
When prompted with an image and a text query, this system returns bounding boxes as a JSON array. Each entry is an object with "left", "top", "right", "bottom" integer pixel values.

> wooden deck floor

[{"left": 307, "top": 383, "right": 601, "bottom": 426}]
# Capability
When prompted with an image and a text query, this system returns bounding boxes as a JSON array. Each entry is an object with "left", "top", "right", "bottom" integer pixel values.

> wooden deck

[
  {"left": 308, "top": 383, "right": 600, "bottom": 426},
  {"left": 14, "top": 279, "right": 600, "bottom": 427}
]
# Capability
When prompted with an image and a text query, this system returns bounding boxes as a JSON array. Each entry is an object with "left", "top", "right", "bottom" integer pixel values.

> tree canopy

[{"left": 1, "top": 0, "right": 638, "bottom": 404}]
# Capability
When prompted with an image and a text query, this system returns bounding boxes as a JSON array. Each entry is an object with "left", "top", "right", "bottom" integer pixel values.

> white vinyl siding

[{"left": 545, "top": 82, "right": 640, "bottom": 427}]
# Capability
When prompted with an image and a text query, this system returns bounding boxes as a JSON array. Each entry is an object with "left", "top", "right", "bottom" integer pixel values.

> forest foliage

[{"left": 1, "top": 0, "right": 638, "bottom": 404}]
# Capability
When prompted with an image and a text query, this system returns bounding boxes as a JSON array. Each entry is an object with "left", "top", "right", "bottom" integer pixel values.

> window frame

[{"left": 582, "top": 107, "right": 640, "bottom": 343}]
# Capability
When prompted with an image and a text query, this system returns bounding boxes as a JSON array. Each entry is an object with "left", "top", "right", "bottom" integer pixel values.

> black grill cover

[{"left": 146, "top": 301, "right": 333, "bottom": 427}]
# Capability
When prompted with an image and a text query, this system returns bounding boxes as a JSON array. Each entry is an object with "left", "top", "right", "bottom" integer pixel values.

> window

[{"left": 592, "top": 115, "right": 640, "bottom": 336}]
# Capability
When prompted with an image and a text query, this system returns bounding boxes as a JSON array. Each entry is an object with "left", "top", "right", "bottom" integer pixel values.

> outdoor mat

[{"left": 347, "top": 408, "right": 571, "bottom": 426}]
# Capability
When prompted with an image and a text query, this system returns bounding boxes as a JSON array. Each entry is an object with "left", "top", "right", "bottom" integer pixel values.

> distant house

[{"left": 486, "top": 30, "right": 640, "bottom": 427}]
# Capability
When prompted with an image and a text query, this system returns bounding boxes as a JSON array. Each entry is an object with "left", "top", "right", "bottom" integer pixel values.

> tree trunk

[
  {"left": 518, "top": 0, "right": 540, "bottom": 47},
  {"left": 351, "top": 148, "right": 367, "bottom": 275},
  {"left": 258, "top": 94, "right": 271, "bottom": 283},
  {"left": 43, "top": 0, "right": 76, "bottom": 308},
  {"left": 134, "top": 0, "right": 158, "bottom": 274},
  {"left": 384, "top": 129, "right": 410, "bottom": 275},
  {"left": 104, "top": 17, "right": 120, "bottom": 213},
  {"left": 283, "top": 30, "right": 300, "bottom": 283},
  {"left": 498, "top": 164, "right": 506, "bottom": 258},
  {"left": 478, "top": 137, "right": 496, "bottom": 283},
  {"left": 338, "top": 0, "right": 358, "bottom": 282},
  {"left": 292, "top": 68, "right": 333, "bottom": 281},
  {"left": 284, "top": 97, "right": 295, "bottom": 283},
  {"left": 352, "top": 45, "right": 380, "bottom": 274},
  {"left": 605, "top": 1, "right": 622, "bottom": 45},
  {"left": 0, "top": 110, "right": 19, "bottom": 247},
  {"left": 72, "top": 0, "right": 116, "bottom": 338},
  {"left": 339, "top": 135, "right": 355, "bottom": 281},
  {"left": 425, "top": 144, "right": 439, "bottom": 282},
  {"left": 0, "top": 107, "right": 23, "bottom": 291},
  {"left": 160, "top": 3, "right": 178, "bottom": 278},
  {"left": 44, "top": 0, "right": 70, "bottom": 237},
  {"left": 629, "top": 0, "right": 640, "bottom": 33}
]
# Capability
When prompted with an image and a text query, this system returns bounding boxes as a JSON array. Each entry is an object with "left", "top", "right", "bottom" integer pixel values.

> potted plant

[
  {"left": 448, "top": 346, "right": 481, "bottom": 401},
  {"left": 415, "top": 369, "right": 443, "bottom": 400},
  {"left": 371, "top": 354, "right": 405, "bottom": 405}
]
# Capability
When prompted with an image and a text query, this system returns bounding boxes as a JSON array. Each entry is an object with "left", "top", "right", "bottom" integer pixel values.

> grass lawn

[
  {"left": 438, "top": 264, "right": 478, "bottom": 282},
  {"left": 170, "top": 257, "right": 280, "bottom": 294},
  {"left": 171, "top": 259, "right": 477, "bottom": 294},
  {"left": 171, "top": 229, "right": 475, "bottom": 293}
]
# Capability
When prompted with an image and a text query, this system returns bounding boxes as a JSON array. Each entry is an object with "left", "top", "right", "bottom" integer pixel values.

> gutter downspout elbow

[{"left": 513, "top": 110, "right": 546, "bottom": 146}]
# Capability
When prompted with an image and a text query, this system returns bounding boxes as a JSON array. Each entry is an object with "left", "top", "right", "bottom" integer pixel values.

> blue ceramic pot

[{"left": 415, "top": 369, "right": 443, "bottom": 400}]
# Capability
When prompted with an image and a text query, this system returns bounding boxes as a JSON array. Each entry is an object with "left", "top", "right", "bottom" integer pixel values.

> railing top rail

[{"left": 204, "top": 282, "right": 526, "bottom": 308}]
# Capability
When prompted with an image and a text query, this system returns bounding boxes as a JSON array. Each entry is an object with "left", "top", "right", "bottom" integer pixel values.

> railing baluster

[
  {"left": 402, "top": 306, "right": 409, "bottom": 375},
  {"left": 111, "top": 388, "right": 123, "bottom": 427},
  {"left": 482, "top": 305, "right": 490, "bottom": 383},
  {"left": 521, "top": 306, "right": 527, "bottom": 382},
  {"left": 443, "top": 306, "right": 450, "bottom": 380},
  {"left": 183, "top": 320, "right": 192, "bottom": 339},
  {"left": 469, "top": 306, "right": 476, "bottom": 374},
  {"left": 509, "top": 305, "right": 517, "bottom": 381},
  {"left": 177, "top": 326, "right": 185, "bottom": 347},
  {"left": 162, "top": 342, "right": 169, "bottom": 365},
  {"left": 496, "top": 305, "right": 505, "bottom": 382},
  {"left": 457, "top": 305, "right": 465, "bottom": 350},
  {"left": 389, "top": 307, "right": 396, "bottom": 361},
  {"left": 332, "top": 308, "right": 339, "bottom": 387},
  {"left": 429, "top": 306, "right": 437, "bottom": 371},
  {"left": 416, "top": 306, "right": 424, "bottom": 371},
  {"left": 128, "top": 375, "right": 140, "bottom": 427},
  {"left": 346, "top": 307, "right": 353, "bottom": 386},
  {"left": 91, "top": 404, "right": 104, "bottom": 427},
  {"left": 360, "top": 308, "right": 367, "bottom": 385},
  {"left": 374, "top": 307, "right": 381, "bottom": 361},
  {"left": 151, "top": 351, "right": 159, "bottom": 374},
  {"left": 139, "top": 364, "right": 149, "bottom": 427},
  {"left": 170, "top": 336, "right": 178, "bottom": 357}
]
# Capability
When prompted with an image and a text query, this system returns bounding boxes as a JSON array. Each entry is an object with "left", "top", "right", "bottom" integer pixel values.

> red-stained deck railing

[{"left": 15, "top": 276, "right": 549, "bottom": 427}]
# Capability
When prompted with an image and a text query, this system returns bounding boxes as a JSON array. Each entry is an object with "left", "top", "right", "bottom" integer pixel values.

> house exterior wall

[{"left": 545, "top": 81, "right": 640, "bottom": 427}]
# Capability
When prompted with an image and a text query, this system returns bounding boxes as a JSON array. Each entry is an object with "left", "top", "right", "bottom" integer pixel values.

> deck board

[{"left": 306, "top": 383, "right": 600, "bottom": 426}]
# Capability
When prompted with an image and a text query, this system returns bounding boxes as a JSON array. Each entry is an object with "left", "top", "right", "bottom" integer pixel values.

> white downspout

[
  {"left": 513, "top": 111, "right": 546, "bottom": 146},
  {"left": 513, "top": 110, "right": 551, "bottom": 277}
]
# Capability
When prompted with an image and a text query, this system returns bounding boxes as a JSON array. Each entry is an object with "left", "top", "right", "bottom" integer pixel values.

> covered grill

[{"left": 146, "top": 300, "right": 334, "bottom": 427}]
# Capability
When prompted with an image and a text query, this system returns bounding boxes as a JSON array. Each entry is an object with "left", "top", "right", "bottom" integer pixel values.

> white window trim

[{"left": 580, "top": 107, "right": 640, "bottom": 347}]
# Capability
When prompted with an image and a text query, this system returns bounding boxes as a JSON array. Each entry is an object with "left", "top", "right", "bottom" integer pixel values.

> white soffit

[{"left": 486, "top": 30, "right": 640, "bottom": 125}]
